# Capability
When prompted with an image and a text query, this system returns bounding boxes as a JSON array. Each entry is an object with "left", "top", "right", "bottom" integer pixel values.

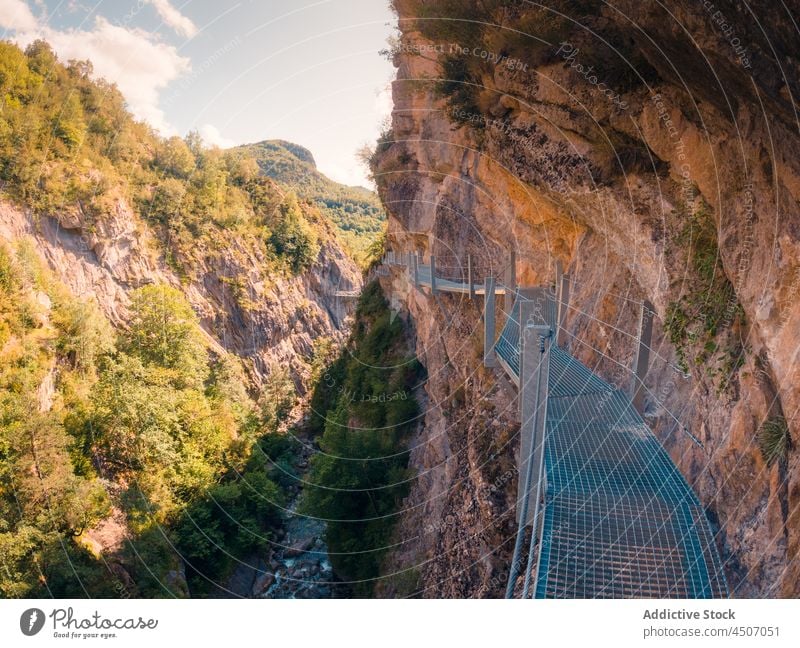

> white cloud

[
  {"left": 0, "top": 0, "right": 38, "bottom": 31},
  {"left": 199, "top": 124, "right": 235, "bottom": 149},
  {"left": 1, "top": 5, "right": 191, "bottom": 134},
  {"left": 146, "top": 0, "right": 197, "bottom": 38}
]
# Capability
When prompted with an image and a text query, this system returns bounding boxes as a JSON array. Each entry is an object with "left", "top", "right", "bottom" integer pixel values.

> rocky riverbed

[
  {"left": 222, "top": 447, "right": 339, "bottom": 599},
  {"left": 261, "top": 499, "right": 336, "bottom": 599}
]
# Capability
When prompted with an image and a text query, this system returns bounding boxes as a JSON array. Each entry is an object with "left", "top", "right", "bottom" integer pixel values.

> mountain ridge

[{"left": 235, "top": 139, "right": 385, "bottom": 263}]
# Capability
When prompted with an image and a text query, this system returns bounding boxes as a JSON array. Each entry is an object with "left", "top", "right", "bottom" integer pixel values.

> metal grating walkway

[
  {"left": 402, "top": 259, "right": 728, "bottom": 598},
  {"left": 537, "top": 347, "right": 727, "bottom": 598}
]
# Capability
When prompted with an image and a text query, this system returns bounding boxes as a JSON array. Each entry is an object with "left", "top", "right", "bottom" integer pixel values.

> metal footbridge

[{"left": 385, "top": 250, "right": 728, "bottom": 599}]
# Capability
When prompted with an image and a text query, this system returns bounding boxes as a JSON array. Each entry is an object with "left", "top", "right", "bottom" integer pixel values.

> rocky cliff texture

[
  {"left": 374, "top": 0, "right": 800, "bottom": 597},
  {"left": 0, "top": 197, "right": 361, "bottom": 392}
]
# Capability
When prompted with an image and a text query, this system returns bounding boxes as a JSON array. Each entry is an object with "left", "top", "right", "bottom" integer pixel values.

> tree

[
  {"left": 258, "top": 363, "right": 297, "bottom": 434},
  {"left": 124, "top": 284, "right": 207, "bottom": 388},
  {"left": 24, "top": 40, "right": 57, "bottom": 75},
  {"left": 52, "top": 297, "right": 114, "bottom": 373},
  {"left": 155, "top": 136, "right": 196, "bottom": 179},
  {"left": 147, "top": 177, "right": 187, "bottom": 227},
  {"left": 302, "top": 282, "right": 418, "bottom": 594},
  {"left": 268, "top": 193, "right": 320, "bottom": 274},
  {"left": 53, "top": 93, "right": 86, "bottom": 151}
]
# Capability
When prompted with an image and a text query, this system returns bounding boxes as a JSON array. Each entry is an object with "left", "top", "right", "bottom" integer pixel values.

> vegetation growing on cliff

[
  {"left": 0, "top": 242, "right": 293, "bottom": 597},
  {"left": 664, "top": 203, "right": 745, "bottom": 389},
  {"left": 235, "top": 140, "right": 386, "bottom": 265},
  {"left": 758, "top": 416, "right": 790, "bottom": 467},
  {"left": 0, "top": 40, "right": 328, "bottom": 277},
  {"left": 302, "top": 281, "right": 421, "bottom": 596},
  {"left": 0, "top": 242, "right": 114, "bottom": 597},
  {"left": 399, "top": 0, "right": 654, "bottom": 139}
]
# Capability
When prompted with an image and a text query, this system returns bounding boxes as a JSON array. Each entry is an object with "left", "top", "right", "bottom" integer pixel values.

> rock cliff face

[
  {"left": 374, "top": 0, "right": 800, "bottom": 597},
  {"left": 0, "top": 196, "right": 361, "bottom": 392}
]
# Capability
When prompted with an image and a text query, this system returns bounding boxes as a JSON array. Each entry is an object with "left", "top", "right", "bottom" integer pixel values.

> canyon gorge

[
  {"left": 2, "top": 0, "right": 799, "bottom": 600},
  {"left": 371, "top": 0, "right": 800, "bottom": 598}
]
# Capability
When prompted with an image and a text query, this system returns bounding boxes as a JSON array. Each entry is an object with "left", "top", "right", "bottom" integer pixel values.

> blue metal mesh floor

[
  {"left": 496, "top": 298, "right": 727, "bottom": 598},
  {"left": 537, "top": 347, "right": 727, "bottom": 598},
  {"left": 397, "top": 260, "right": 728, "bottom": 598}
]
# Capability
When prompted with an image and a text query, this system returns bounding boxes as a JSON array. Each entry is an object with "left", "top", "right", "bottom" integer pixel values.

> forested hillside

[
  {"left": 303, "top": 281, "right": 421, "bottom": 596},
  {"left": 0, "top": 241, "right": 301, "bottom": 596},
  {"left": 0, "top": 39, "right": 361, "bottom": 598},
  {"left": 236, "top": 140, "right": 385, "bottom": 264},
  {"left": 0, "top": 40, "right": 329, "bottom": 279}
]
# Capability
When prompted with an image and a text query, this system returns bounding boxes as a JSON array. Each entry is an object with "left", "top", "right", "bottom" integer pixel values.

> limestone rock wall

[
  {"left": 0, "top": 198, "right": 361, "bottom": 392},
  {"left": 374, "top": 0, "right": 800, "bottom": 597}
]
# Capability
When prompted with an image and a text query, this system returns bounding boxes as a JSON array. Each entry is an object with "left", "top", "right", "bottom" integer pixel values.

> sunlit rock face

[
  {"left": 0, "top": 197, "right": 361, "bottom": 392},
  {"left": 374, "top": 0, "right": 800, "bottom": 597}
]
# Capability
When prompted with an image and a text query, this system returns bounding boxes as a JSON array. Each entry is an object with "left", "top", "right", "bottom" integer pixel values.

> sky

[{"left": 0, "top": 0, "right": 397, "bottom": 187}]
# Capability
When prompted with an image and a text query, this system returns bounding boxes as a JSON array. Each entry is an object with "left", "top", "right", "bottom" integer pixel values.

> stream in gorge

[
  {"left": 222, "top": 444, "right": 338, "bottom": 599},
  {"left": 262, "top": 497, "right": 336, "bottom": 598}
]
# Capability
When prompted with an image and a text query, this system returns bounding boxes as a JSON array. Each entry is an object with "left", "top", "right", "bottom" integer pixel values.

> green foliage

[
  {"left": 146, "top": 177, "right": 187, "bottom": 227},
  {"left": 436, "top": 55, "right": 484, "bottom": 122},
  {"left": 124, "top": 285, "right": 208, "bottom": 388},
  {"left": 268, "top": 193, "right": 320, "bottom": 274},
  {"left": 0, "top": 41, "right": 365, "bottom": 598},
  {"left": 308, "top": 354, "right": 347, "bottom": 437},
  {"left": 258, "top": 363, "right": 298, "bottom": 434},
  {"left": 664, "top": 204, "right": 744, "bottom": 386},
  {"left": 0, "top": 40, "right": 132, "bottom": 215},
  {"left": 258, "top": 432, "right": 303, "bottom": 490},
  {"left": 758, "top": 417, "right": 790, "bottom": 466},
  {"left": 414, "top": 0, "right": 497, "bottom": 43},
  {"left": 408, "top": 0, "right": 610, "bottom": 133},
  {"left": 155, "top": 137, "right": 196, "bottom": 179},
  {"left": 365, "top": 228, "right": 387, "bottom": 271},
  {"left": 171, "top": 459, "right": 284, "bottom": 594},
  {"left": 302, "top": 281, "right": 420, "bottom": 596},
  {"left": 309, "top": 336, "right": 339, "bottom": 384},
  {"left": 236, "top": 140, "right": 386, "bottom": 264},
  {"left": 52, "top": 298, "right": 115, "bottom": 373},
  {"left": 0, "top": 41, "right": 332, "bottom": 278},
  {"left": 0, "top": 244, "right": 111, "bottom": 598},
  {"left": 0, "top": 246, "right": 296, "bottom": 596}
]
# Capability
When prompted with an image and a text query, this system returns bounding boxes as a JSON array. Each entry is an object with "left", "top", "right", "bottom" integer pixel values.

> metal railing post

[
  {"left": 506, "top": 313, "right": 550, "bottom": 597},
  {"left": 412, "top": 252, "right": 419, "bottom": 287},
  {"left": 505, "top": 249, "right": 516, "bottom": 312},
  {"left": 483, "top": 276, "right": 496, "bottom": 367},
  {"left": 631, "top": 300, "right": 654, "bottom": 412},
  {"left": 430, "top": 255, "right": 438, "bottom": 295},
  {"left": 556, "top": 272, "right": 570, "bottom": 347},
  {"left": 467, "top": 254, "right": 474, "bottom": 299}
]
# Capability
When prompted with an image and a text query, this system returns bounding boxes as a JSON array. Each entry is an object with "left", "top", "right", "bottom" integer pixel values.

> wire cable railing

[{"left": 384, "top": 250, "right": 728, "bottom": 599}]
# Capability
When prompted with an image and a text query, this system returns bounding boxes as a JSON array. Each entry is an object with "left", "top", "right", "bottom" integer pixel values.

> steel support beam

[
  {"left": 556, "top": 272, "right": 570, "bottom": 347},
  {"left": 483, "top": 276, "right": 497, "bottom": 367},
  {"left": 467, "top": 254, "right": 475, "bottom": 299},
  {"left": 631, "top": 299, "right": 654, "bottom": 412},
  {"left": 505, "top": 249, "right": 516, "bottom": 312},
  {"left": 517, "top": 313, "right": 550, "bottom": 526},
  {"left": 506, "top": 315, "right": 550, "bottom": 598}
]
